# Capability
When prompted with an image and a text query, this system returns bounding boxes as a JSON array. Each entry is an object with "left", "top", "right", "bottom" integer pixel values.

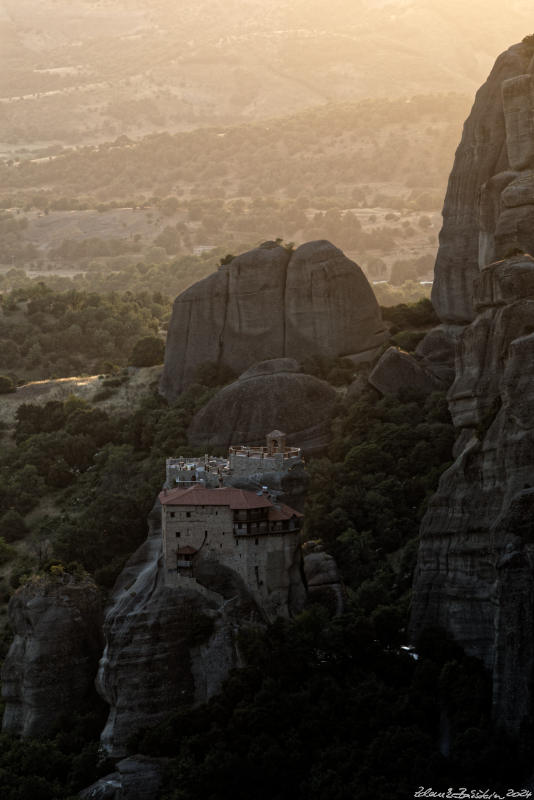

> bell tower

[{"left": 266, "top": 430, "right": 286, "bottom": 455}]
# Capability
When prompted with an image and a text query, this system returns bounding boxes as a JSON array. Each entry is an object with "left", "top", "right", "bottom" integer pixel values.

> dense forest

[
  {"left": 0, "top": 300, "right": 529, "bottom": 798},
  {"left": 0, "top": 283, "right": 167, "bottom": 381}
]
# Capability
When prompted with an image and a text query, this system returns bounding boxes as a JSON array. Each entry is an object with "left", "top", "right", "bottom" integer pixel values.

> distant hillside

[
  {"left": 0, "top": 0, "right": 531, "bottom": 148},
  {"left": 0, "top": 95, "right": 468, "bottom": 281}
]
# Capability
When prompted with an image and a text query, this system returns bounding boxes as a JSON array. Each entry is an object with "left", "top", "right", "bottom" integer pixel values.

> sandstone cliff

[
  {"left": 187, "top": 358, "right": 338, "bottom": 452},
  {"left": 160, "top": 240, "right": 386, "bottom": 401},
  {"left": 1, "top": 573, "right": 103, "bottom": 738},
  {"left": 432, "top": 38, "right": 534, "bottom": 323},
  {"left": 410, "top": 35, "right": 534, "bottom": 735}
]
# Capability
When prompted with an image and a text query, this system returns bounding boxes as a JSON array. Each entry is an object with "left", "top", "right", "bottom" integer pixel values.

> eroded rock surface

[
  {"left": 187, "top": 358, "right": 338, "bottom": 452},
  {"left": 1, "top": 574, "right": 103, "bottom": 738},
  {"left": 96, "top": 501, "right": 305, "bottom": 758},
  {"left": 80, "top": 756, "right": 164, "bottom": 800},
  {"left": 410, "top": 37, "right": 534, "bottom": 735},
  {"left": 410, "top": 256, "right": 534, "bottom": 734},
  {"left": 369, "top": 346, "right": 445, "bottom": 397},
  {"left": 433, "top": 39, "right": 534, "bottom": 323},
  {"left": 302, "top": 547, "right": 344, "bottom": 616},
  {"left": 160, "top": 240, "right": 386, "bottom": 400}
]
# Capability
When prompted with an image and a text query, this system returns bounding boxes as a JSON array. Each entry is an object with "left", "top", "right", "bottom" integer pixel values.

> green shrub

[
  {"left": 129, "top": 335, "right": 165, "bottom": 367},
  {"left": 381, "top": 297, "right": 438, "bottom": 331}
]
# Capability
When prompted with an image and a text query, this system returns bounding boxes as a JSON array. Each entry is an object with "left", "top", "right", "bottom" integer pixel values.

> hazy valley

[{"left": 1, "top": 5, "right": 534, "bottom": 800}]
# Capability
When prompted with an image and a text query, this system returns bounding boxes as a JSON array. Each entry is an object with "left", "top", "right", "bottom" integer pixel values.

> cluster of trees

[
  {"left": 132, "top": 612, "right": 523, "bottom": 800},
  {"left": 131, "top": 384, "right": 527, "bottom": 798},
  {"left": 0, "top": 284, "right": 167, "bottom": 380},
  {"left": 0, "top": 251, "right": 220, "bottom": 307},
  {"left": 0, "top": 211, "right": 38, "bottom": 267},
  {"left": 0, "top": 94, "right": 459, "bottom": 274},
  {"left": 49, "top": 237, "right": 139, "bottom": 260},
  {"left": 0, "top": 379, "right": 219, "bottom": 594},
  {"left": 0, "top": 296, "right": 530, "bottom": 795},
  {"left": 1, "top": 95, "right": 467, "bottom": 207},
  {"left": 0, "top": 96, "right": 453, "bottom": 297}
]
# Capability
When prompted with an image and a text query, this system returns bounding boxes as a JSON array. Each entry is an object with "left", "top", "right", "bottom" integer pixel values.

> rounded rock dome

[{"left": 188, "top": 362, "right": 337, "bottom": 453}]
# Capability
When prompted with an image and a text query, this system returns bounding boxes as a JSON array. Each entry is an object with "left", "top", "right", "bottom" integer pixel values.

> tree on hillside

[{"left": 129, "top": 336, "right": 165, "bottom": 367}]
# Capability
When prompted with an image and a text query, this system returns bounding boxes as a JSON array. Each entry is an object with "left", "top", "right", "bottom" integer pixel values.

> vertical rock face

[
  {"left": 1, "top": 575, "right": 103, "bottom": 738},
  {"left": 96, "top": 502, "right": 306, "bottom": 758},
  {"left": 432, "top": 40, "right": 534, "bottom": 323},
  {"left": 283, "top": 240, "right": 385, "bottom": 362},
  {"left": 160, "top": 240, "right": 386, "bottom": 401},
  {"left": 411, "top": 261, "right": 534, "bottom": 732},
  {"left": 411, "top": 36, "right": 534, "bottom": 735}
]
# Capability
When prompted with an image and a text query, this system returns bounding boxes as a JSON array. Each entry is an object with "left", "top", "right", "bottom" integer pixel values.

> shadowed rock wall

[
  {"left": 432, "top": 40, "right": 534, "bottom": 323},
  {"left": 160, "top": 240, "right": 386, "bottom": 401},
  {"left": 410, "top": 35, "right": 534, "bottom": 734},
  {"left": 1, "top": 575, "right": 103, "bottom": 738}
]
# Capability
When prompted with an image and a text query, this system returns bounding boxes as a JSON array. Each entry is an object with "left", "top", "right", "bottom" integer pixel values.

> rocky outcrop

[
  {"left": 1, "top": 574, "right": 103, "bottom": 738},
  {"left": 433, "top": 38, "right": 534, "bottom": 323},
  {"left": 187, "top": 358, "right": 338, "bottom": 452},
  {"left": 302, "top": 546, "right": 344, "bottom": 616},
  {"left": 97, "top": 505, "right": 235, "bottom": 758},
  {"left": 96, "top": 500, "right": 306, "bottom": 758},
  {"left": 368, "top": 346, "right": 445, "bottom": 397},
  {"left": 160, "top": 240, "right": 387, "bottom": 400},
  {"left": 80, "top": 756, "right": 164, "bottom": 800},
  {"left": 410, "top": 257, "right": 534, "bottom": 733},
  {"left": 410, "top": 37, "right": 534, "bottom": 736},
  {"left": 414, "top": 324, "right": 465, "bottom": 386}
]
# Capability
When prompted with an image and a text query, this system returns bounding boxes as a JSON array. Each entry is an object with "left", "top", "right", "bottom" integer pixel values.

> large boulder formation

[
  {"left": 367, "top": 320, "right": 466, "bottom": 398},
  {"left": 187, "top": 358, "right": 338, "bottom": 452},
  {"left": 160, "top": 240, "right": 387, "bottom": 401},
  {"left": 96, "top": 500, "right": 306, "bottom": 758},
  {"left": 433, "top": 36, "right": 534, "bottom": 323},
  {"left": 1, "top": 573, "right": 103, "bottom": 738},
  {"left": 368, "top": 346, "right": 445, "bottom": 397}
]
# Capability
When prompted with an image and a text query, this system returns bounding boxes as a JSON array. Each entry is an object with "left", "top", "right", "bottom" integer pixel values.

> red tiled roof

[
  {"left": 159, "top": 485, "right": 273, "bottom": 510},
  {"left": 268, "top": 504, "right": 304, "bottom": 522}
]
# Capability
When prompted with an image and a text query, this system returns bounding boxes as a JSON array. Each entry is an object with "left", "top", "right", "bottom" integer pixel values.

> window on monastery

[
  {"left": 255, "top": 566, "right": 260, "bottom": 585},
  {"left": 170, "top": 512, "right": 175, "bottom": 518},
  {"left": 255, "top": 538, "right": 259, "bottom": 545},
  {"left": 176, "top": 532, "right": 181, "bottom": 538},
  {"left": 186, "top": 511, "right": 191, "bottom": 518}
]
